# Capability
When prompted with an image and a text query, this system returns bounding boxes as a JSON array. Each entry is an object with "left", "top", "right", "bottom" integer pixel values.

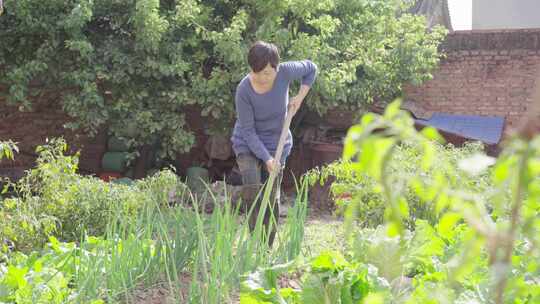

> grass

[{"left": 302, "top": 213, "right": 346, "bottom": 258}]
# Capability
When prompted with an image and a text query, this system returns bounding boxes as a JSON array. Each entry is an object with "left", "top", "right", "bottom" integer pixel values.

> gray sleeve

[
  {"left": 235, "top": 88, "right": 272, "bottom": 162},
  {"left": 280, "top": 60, "right": 318, "bottom": 87}
]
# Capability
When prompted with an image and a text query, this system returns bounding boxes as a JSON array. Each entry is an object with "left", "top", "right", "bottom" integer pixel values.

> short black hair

[{"left": 248, "top": 41, "right": 280, "bottom": 73}]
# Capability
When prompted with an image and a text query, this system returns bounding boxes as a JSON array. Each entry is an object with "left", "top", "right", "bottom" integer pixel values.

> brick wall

[
  {"left": 0, "top": 89, "right": 211, "bottom": 177},
  {"left": 0, "top": 80, "right": 225, "bottom": 177},
  {"left": 404, "top": 29, "right": 540, "bottom": 133},
  {"left": 0, "top": 89, "right": 93, "bottom": 171},
  {"left": 0, "top": 88, "right": 218, "bottom": 178}
]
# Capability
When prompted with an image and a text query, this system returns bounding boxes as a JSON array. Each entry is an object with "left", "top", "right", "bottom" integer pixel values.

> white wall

[
  {"left": 473, "top": 0, "right": 540, "bottom": 30},
  {"left": 448, "top": 0, "right": 472, "bottom": 30}
]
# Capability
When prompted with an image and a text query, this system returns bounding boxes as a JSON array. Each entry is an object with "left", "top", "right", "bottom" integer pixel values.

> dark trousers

[{"left": 236, "top": 152, "right": 284, "bottom": 246}]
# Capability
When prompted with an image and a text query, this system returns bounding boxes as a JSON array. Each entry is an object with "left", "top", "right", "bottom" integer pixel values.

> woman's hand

[
  {"left": 288, "top": 84, "right": 311, "bottom": 116},
  {"left": 288, "top": 96, "right": 303, "bottom": 116},
  {"left": 265, "top": 158, "right": 280, "bottom": 173}
]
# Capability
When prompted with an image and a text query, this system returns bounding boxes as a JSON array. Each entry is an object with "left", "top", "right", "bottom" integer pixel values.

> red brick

[{"left": 405, "top": 31, "right": 535, "bottom": 136}]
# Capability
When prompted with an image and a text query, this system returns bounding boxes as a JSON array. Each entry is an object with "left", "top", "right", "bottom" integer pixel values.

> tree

[{"left": 0, "top": 0, "right": 446, "bottom": 158}]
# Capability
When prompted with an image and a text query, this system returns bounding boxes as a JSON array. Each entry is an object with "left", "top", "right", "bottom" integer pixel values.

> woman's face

[{"left": 251, "top": 64, "right": 277, "bottom": 86}]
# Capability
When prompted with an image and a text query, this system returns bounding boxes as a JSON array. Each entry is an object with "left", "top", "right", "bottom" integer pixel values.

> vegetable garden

[{"left": 1, "top": 1, "right": 539, "bottom": 303}]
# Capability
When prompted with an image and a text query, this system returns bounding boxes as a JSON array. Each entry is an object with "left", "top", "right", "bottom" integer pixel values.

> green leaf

[
  {"left": 386, "top": 222, "right": 401, "bottom": 238},
  {"left": 241, "top": 264, "right": 294, "bottom": 304},
  {"left": 493, "top": 157, "right": 515, "bottom": 184},
  {"left": 310, "top": 251, "right": 348, "bottom": 272},
  {"left": 355, "top": 227, "right": 403, "bottom": 281},
  {"left": 240, "top": 293, "right": 280, "bottom": 304},
  {"left": 420, "top": 127, "right": 444, "bottom": 143},
  {"left": 528, "top": 158, "right": 540, "bottom": 176},
  {"left": 437, "top": 213, "right": 462, "bottom": 240},
  {"left": 357, "top": 137, "right": 395, "bottom": 181},
  {"left": 33, "top": 259, "right": 43, "bottom": 273},
  {"left": 280, "top": 288, "right": 300, "bottom": 303},
  {"left": 350, "top": 272, "right": 371, "bottom": 301},
  {"left": 344, "top": 125, "right": 365, "bottom": 160},
  {"left": 384, "top": 100, "right": 402, "bottom": 119},
  {"left": 434, "top": 192, "right": 451, "bottom": 215},
  {"left": 4, "top": 266, "right": 28, "bottom": 289},
  {"left": 361, "top": 113, "right": 376, "bottom": 126},
  {"left": 363, "top": 293, "right": 384, "bottom": 304},
  {"left": 301, "top": 274, "right": 342, "bottom": 304},
  {"left": 397, "top": 197, "right": 409, "bottom": 218}
]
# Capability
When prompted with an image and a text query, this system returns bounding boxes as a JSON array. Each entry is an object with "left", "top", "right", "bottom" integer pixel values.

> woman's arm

[
  {"left": 281, "top": 60, "right": 318, "bottom": 87},
  {"left": 281, "top": 60, "right": 318, "bottom": 114}
]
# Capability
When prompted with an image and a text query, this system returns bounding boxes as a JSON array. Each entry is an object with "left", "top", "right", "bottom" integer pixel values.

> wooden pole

[
  {"left": 268, "top": 110, "right": 295, "bottom": 186},
  {"left": 258, "top": 109, "right": 295, "bottom": 243}
]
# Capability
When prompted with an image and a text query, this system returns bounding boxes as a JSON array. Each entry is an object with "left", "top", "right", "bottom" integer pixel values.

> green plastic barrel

[
  {"left": 107, "top": 137, "right": 130, "bottom": 152},
  {"left": 186, "top": 166, "right": 209, "bottom": 193},
  {"left": 101, "top": 152, "right": 130, "bottom": 173}
]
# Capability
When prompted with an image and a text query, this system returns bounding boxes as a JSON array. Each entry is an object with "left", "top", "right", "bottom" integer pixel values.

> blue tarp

[{"left": 416, "top": 113, "right": 505, "bottom": 145}]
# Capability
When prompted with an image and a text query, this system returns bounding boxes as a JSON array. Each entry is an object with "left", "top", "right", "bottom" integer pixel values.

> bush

[
  {"left": 306, "top": 141, "right": 492, "bottom": 229},
  {"left": 0, "top": 138, "right": 185, "bottom": 254}
]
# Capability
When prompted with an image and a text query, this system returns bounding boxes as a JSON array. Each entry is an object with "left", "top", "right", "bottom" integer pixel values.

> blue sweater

[{"left": 231, "top": 60, "right": 318, "bottom": 163}]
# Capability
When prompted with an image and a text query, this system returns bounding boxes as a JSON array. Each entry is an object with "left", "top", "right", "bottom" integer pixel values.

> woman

[{"left": 231, "top": 41, "right": 317, "bottom": 245}]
